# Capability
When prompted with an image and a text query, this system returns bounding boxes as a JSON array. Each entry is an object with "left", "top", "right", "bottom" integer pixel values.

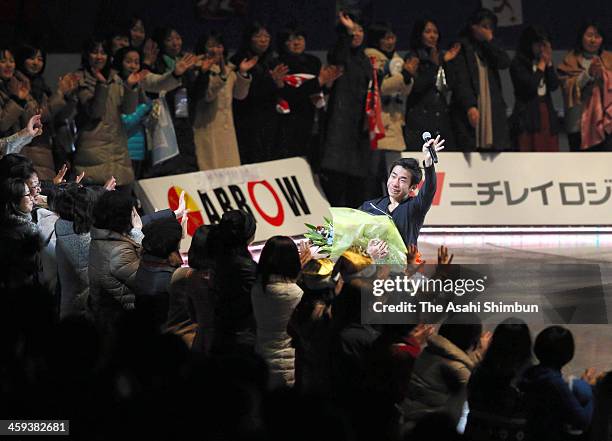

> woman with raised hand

[
  {"left": 404, "top": 18, "right": 459, "bottom": 151},
  {"left": 230, "top": 21, "right": 287, "bottom": 164},
  {"left": 510, "top": 26, "right": 560, "bottom": 151},
  {"left": 73, "top": 37, "right": 139, "bottom": 190},
  {"left": 558, "top": 21, "right": 611, "bottom": 151},
  {"left": 15, "top": 43, "right": 79, "bottom": 180},
  {"left": 192, "top": 30, "right": 253, "bottom": 171}
]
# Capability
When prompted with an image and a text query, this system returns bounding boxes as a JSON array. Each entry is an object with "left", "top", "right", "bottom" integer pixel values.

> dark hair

[
  {"left": 14, "top": 43, "right": 47, "bottom": 76},
  {"left": 112, "top": 46, "right": 142, "bottom": 77},
  {"left": 195, "top": 30, "right": 227, "bottom": 58},
  {"left": 141, "top": 217, "right": 182, "bottom": 258},
  {"left": 0, "top": 155, "right": 35, "bottom": 182},
  {"left": 409, "top": 18, "right": 441, "bottom": 51},
  {"left": 92, "top": 191, "right": 136, "bottom": 234},
  {"left": 0, "top": 47, "right": 13, "bottom": 63},
  {"left": 238, "top": 21, "right": 271, "bottom": 55},
  {"left": 0, "top": 178, "right": 28, "bottom": 218},
  {"left": 367, "top": 22, "right": 394, "bottom": 49},
  {"left": 80, "top": 37, "right": 111, "bottom": 77},
  {"left": 107, "top": 24, "right": 130, "bottom": 41},
  {"left": 388, "top": 158, "right": 422, "bottom": 187},
  {"left": 216, "top": 209, "right": 256, "bottom": 253},
  {"left": 534, "top": 325, "right": 574, "bottom": 368},
  {"left": 277, "top": 23, "right": 307, "bottom": 54},
  {"left": 438, "top": 313, "right": 482, "bottom": 351},
  {"left": 56, "top": 185, "right": 100, "bottom": 234},
  {"left": 481, "top": 317, "right": 532, "bottom": 373},
  {"left": 152, "top": 27, "right": 181, "bottom": 55},
  {"left": 517, "top": 25, "right": 551, "bottom": 61},
  {"left": 461, "top": 8, "right": 497, "bottom": 38},
  {"left": 188, "top": 224, "right": 215, "bottom": 270},
  {"left": 257, "top": 236, "right": 301, "bottom": 287},
  {"left": 574, "top": 21, "right": 606, "bottom": 54}
]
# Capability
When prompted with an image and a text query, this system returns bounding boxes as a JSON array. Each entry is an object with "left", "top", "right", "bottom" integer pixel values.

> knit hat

[
  {"left": 142, "top": 217, "right": 182, "bottom": 258},
  {"left": 218, "top": 210, "right": 256, "bottom": 247}
]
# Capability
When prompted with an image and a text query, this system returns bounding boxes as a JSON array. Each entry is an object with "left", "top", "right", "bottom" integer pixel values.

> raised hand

[
  {"left": 26, "top": 114, "right": 43, "bottom": 137},
  {"left": 239, "top": 56, "right": 258, "bottom": 75},
  {"left": 318, "top": 64, "right": 343, "bottom": 86},
  {"left": 589, "top": 57, "right": 603, "bottom": 79},
  {"left": 403, "top": 56, "right": 419, "bottom": 76},
  {"left": 443, "top": 43, "right": 461, "bottom": 62},
  {"left": 58, "top": 73, "right": 79, "bottom": 96},
  {"left": 406, "top": 244, "right": 419, "bottom": 265},
  {"left": 298, "top": 240, "right": 313, "bottom": 267},
  {"left": 410, "top": 323, "right": 435, "bottom": 347},
  {"left": 437, "top": 245, "right": 454, "bottom": 264},
  {"left": 174, "top": 53, "right": 202, "bottom": 76},
  {"left": 338, "top": 11, "right": 356, "bottom": 32},
  {"left": 173, "top": 191, "right": 189, "bottom": 219},
  {"left": 479, "top": 331, "right": 493, "bottom": 353},
  {"left": 75, "top": 170, "right": 85, "bottom": 184},
  {"left": 9, "top": 72, "right": 31, "bottom": 100},
  {"left": 198, "top": 55, "right": 215, "bottom": 73},
  {"left": 53, "top": 163, "right": 68, "bottom": 185},
  {"left": 471, "top": 24, "right": 493, "bottom": 42},
  {"left": 270, "top": 63, "right": 289, "bottom": 87},
  {"left": 131, "top": 207, "right": 143, "bottom": 230},
  {"left": 104, "top": 176, "right": 117, "bottom": 191}
]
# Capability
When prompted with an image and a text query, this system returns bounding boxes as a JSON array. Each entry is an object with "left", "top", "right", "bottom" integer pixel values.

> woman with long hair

[{"left": 251, "top": 235, "right": 303, "bottom": 388}]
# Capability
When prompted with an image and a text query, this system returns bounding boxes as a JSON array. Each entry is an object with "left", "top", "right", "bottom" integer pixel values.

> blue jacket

[
  {"left": 520, "top": 364, "right": 593, "bottom": 441},
  {"left": 359, "top": 164, "right": 436, "bottom": 246},
  {"left": 122, "top": 102, "right": 152, "bottom": 161}
]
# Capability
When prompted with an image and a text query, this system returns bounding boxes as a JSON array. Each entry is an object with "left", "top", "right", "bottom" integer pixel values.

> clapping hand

[
  {"left": 239, "top": 57, "right": 258, "bottom": 75},
  {"left": 367, "top": 238, "right": 389, "bottom": 260},
  {"left": 270, "top": 63, "right": 289, "bottom": 87},
  {"left": 26, "top": 114, "right": 43, "bottom": 137}
]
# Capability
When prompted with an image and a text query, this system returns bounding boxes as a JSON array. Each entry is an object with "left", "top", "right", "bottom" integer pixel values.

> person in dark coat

[
  {"left": 510, "top": 26, "right": 560, "bottom": 151},
  {"left": 274, "top": 24, "right": 341, "bottom": 161},
  {"left": 230, "top": 22, "right": 286, "bottom": 164},
  {"left": 320, "top": 12, "right": 376, "bottom": 208},
  {"left": 133, "top": 216, "right": 183, "bottom": 330},
  {"left": 404, "top": 18, "right": 460, "bottom": 151},
  {"left": 208, "top": 210, "right": 257, "bottom": 355},
  {"left": 448, "top": 8, "right": 511, "bottom": 151}
]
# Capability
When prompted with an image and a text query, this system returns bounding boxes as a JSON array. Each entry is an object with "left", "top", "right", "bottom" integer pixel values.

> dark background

[{"left": 1, "top": 0, "right": 609, "bottom": 53}]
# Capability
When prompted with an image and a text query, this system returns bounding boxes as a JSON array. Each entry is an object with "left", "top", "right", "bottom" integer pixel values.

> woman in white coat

[{"left": 251, "top": 235, "right": 303, "bottom": 389}]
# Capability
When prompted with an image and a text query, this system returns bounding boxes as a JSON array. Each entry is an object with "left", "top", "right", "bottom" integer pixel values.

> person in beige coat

[
  {"left": 192, "top": 31, "right": 254, "bottom": 171},
  {"left": 73, "top": 39, "right": 139, "bottom": 187},
  {"left": 365, "top": 23, "right": 414, "bottom": 152},
  {"left": 400, "top": 313, "right": 490, "bottom": 434}
]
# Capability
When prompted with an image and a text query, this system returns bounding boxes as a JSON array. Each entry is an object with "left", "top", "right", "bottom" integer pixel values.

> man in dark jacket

[{"left": 359, "top": 136, "right": 443, "bottom": 247}]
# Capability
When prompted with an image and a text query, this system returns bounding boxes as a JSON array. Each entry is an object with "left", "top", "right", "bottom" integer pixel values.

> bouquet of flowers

[{"left": 305, "top": 208, "right": 408, "bottom": 265}]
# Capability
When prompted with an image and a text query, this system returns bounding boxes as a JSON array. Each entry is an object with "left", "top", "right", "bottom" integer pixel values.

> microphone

[{"left": 422, "top": 131, "right": 438, "bottom": 164}]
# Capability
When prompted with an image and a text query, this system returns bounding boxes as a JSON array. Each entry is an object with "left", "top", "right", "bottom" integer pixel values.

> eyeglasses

[{"left": 28, "top": 182, "right": 41, "bottom": 190}]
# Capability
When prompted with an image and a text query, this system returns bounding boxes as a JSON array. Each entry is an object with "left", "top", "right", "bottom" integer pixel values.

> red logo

[{"left": 168, "top": 186, "right": 204, "bottom": 236}]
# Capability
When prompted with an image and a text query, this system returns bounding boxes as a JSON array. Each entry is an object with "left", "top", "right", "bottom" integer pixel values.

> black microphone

[{"left": 422, "top": 131, "right": 438, "bottom": 164}]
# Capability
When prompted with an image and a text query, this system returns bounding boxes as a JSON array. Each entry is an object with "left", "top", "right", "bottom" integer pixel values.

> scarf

[{"left": 475, "top": 53, "right": 494, "bottom": 148}]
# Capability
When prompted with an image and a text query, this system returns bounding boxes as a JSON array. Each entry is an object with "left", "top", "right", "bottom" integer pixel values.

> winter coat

[
  {"left": 404, "top": 47, "right": 456, "bottom": 150},
  {"left": 211, "top": 253, "right": 257, "bottom": 354},
  {"left": 251, "top": 276, "right": 303, "bottom": 388},
  {"left": 321, "top": 31, "right": 373, "bottom": 178},
  {"left": 167, "top": 266, "right": 213, "bottom": 352},
  {"left": 191, "top": 62, "right": 251, "bottom": 170},
  {"left": 510, "top": 54, "right": 560, "bottom": 137},
  {"left": 364, "top": 47, "right": 413, "bottom": 151},
  {"left": 401, "top": 334, "right": 482, "bottom": 429},
  {"left": 36, "top": 208, "right": 59, "bottom": 293},
  {"left": 448, "top": 36, "right": 511, "bottom": 150},
  {"left": 88, "top": 209, "right": 173, "bottom": 326},
  {"left": 74, "top": 69, "right": 138, "bottom": 185},
  {"left": 275, "top": 51, "right": 322, "bottom": 159},
  {"left": 520, "top": 364, "right": 594, "bottom": 441},
  {"left": 55, "top": 219, "right": 91, "bottom": 318},
  {"left": 230, "top": 49, "right": 280, "bottom": 164}
]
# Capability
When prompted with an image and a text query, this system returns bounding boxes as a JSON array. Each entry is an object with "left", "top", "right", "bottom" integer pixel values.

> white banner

[
  {"left": 135, "top": 158, "right": 331, "bottom": 251},
  {"left": 481, "top": 0, "right": 523, "bottom": 27},
  {"left": 402, "top": 152, "right": 612, "bottom": 226}
]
